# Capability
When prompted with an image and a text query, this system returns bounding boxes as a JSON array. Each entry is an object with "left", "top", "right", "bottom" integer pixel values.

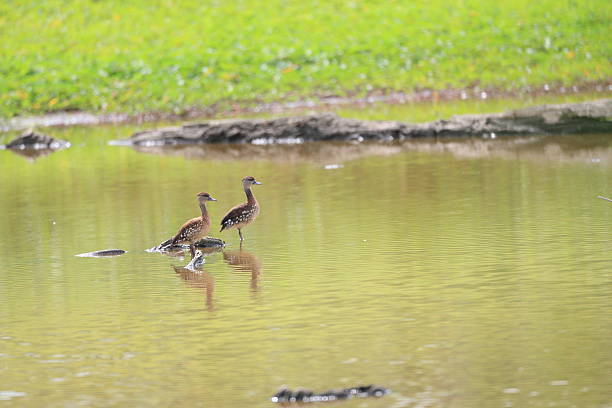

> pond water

[{"left": 1, "top": 100, "right": 611, "bottom": 407}]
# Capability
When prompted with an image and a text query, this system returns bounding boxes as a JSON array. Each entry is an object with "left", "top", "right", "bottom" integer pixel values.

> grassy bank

[{"left": 1, "top": 0, "right": 610, "bottom": 118}]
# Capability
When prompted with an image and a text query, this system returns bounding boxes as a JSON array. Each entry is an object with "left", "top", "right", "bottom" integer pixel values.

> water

[{"left": 1, "top": 117, "right": 611, "bottom": 407}]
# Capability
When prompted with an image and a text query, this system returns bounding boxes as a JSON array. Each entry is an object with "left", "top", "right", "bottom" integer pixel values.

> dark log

[
  {"left": 124, "top": 99, "right": 612, "bottom": 146},
  {"left": 75, "top": 249, "right": 126, "bottom": 257}
]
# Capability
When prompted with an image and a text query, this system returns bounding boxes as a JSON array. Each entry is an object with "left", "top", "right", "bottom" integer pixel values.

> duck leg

[
  {"left": 238, "top": 229, "right": 244, "bottom": 241},
  {"left": 189, "top": 243, "right": 196, "bottom": 259}
]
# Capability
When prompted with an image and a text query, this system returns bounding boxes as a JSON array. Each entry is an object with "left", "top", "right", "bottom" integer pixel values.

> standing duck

[
  {"left": 169, "top": 192, "right": 217, "bottom": 258},
  {"left": 220, "top": 176, "right": 262, "bottom": 241}
]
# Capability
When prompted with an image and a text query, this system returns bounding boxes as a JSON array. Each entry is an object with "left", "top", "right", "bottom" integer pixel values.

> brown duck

[
  {"left": 220, "top": 176, "right": 262, "bottom": 241},
  {"left": 169, "top": 192, "right": 217, "bottom": 258}
]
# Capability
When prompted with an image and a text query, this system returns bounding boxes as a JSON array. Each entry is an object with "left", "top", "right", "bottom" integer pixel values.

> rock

[
  {"left": 75, "top": 249, "right": 126, "bottom": 257},
  {"left": 195, "top": 237, "right": 225, "bottom": 248},
  {"left": 3, "top": 129, "right": 71, "bottom": 150},
  {"left": 122, "top": 100, "right": 612, "bottom": 146},
  {"left": 271, "top": 385, "right": 390, "bottom": 404},
  {"left": 148, "top": 236, "right": 225, "bottom": 253},
  {"left": 185, "top": 251, "right": 205, "bottom": 270}
]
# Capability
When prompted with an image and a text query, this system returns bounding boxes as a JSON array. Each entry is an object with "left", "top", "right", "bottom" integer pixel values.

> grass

[{"left": 0, "top": 0, "right": 610, "bottom": 118}]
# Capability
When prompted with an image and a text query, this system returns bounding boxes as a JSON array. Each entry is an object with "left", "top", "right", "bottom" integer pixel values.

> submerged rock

[
  {"left": 75, "top": 249, "right": 126, "bottom": 257},
  {"left": 194, "top": 237, "right": 226, "bottom": 248},
  {"left": 185, "top": 251, "right": 206, "bottom": 270},
  {"left": 122, "top": 99, "right": 612, "bottom": 146},
  {"left": 148, "top": 236, "right": 225, "bottom": 253},
  {"left": 271, "top": 385, "right": 390, "bottom": 404},
  {"left": 3, "top": 129, "right": 71, "bottom": 150}
]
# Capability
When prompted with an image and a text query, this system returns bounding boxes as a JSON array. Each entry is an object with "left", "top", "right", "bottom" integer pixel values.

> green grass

[{"left": 0, "top": 0, "right": 610, "bottom": 118}]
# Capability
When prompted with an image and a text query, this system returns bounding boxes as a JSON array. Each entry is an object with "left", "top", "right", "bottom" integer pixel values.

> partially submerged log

[
  {"left": 124, "top": 99, "right": 612, "bottom": 146},
  {"left": 3, "top": 129, "right": 71, "bottom": 150},
  {"left": 75, "top": 249, "right": 126, "bottom": 257},
  {"left": 410, "top": 98, "right": 612, "bottom": 137},
  {"left": 271, "top": 385, "right": 390, "bottom": 404}
]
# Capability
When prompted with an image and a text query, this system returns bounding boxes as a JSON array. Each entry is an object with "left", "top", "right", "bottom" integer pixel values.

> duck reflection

[
  {"left": 222, "top": 248, "right": 262, "bottom": 292},
  {"left": 172, "top": 248, "right": 222, "bottom": 310},
  {"left": 173, "top": 265, "right": 215, "bottom": 310},
  {"left": 161, "top": 243, "right": 223, "bottom": 259}
]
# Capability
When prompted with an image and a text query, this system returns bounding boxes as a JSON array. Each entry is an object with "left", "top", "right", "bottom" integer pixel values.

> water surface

[{"left": 0, "top": 118, "right": 611, "bottom": 407}]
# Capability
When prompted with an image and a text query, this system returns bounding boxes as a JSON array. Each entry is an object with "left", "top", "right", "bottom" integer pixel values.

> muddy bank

[
  {"left": 1, "top": 83, "right": 610, "bottom": 132},
  {"left": 124, "top": 99, "right": 612, "bottom": 145}
]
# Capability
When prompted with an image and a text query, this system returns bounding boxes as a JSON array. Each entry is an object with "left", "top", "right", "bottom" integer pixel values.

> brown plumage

[
  {"left": 170, "top": 192, "right": 217, "bottom": 258},
  {"left": 220, "top": 176, "right": 262, "bottom": 241}
]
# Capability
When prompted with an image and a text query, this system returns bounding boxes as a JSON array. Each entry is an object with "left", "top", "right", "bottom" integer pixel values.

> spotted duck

[
  {"left": 169, "top": 192, "right": 217, "bottom": 258},
  {"left": 220, "top": 176, "right": 261, "bottom": 241}
]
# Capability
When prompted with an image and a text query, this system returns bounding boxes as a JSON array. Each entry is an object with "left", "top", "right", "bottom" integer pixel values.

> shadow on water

[
  {"left": 133, "top": 142, "right": 403, "bottom": 164},
  {"left": 171, "top": 246, "right": 224, "bottom": 310},
  {"left": 130, "top": 134, "right": 612, "bottom": 165},
  {"left": 222, "top": 247, "right": 262, "bottom": 293},
  {"left": 159, "top": 243, "right": 224, "bottom": 260},
  {"left": 171, "top": 247, "right": 262, "bottom": 309},
  {"left": 6, "top": 147, "right": 58, "bottom": 162},
  {"left": 173, "top": 265, "right": 215, "bottom": 311},
  {"left": 401, "top": 134, "right": 612, "bottom": 164}
]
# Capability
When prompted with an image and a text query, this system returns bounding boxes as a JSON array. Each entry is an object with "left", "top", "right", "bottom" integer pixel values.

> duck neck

[
  {"left": 244, "top": 186, "right": 257, "bottom": 204},
  {"left": 199, "top": 200, "right": 209, "bottom": 220}
]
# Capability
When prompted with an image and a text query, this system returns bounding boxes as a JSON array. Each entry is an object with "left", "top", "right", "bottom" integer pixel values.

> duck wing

[{"left": 220, "top": 203, "right": 255, "bottom": 231}]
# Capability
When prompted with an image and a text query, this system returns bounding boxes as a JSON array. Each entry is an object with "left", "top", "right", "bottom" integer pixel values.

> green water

[{"left": 0, "top": 113, "right": 611, "bottom": 407}]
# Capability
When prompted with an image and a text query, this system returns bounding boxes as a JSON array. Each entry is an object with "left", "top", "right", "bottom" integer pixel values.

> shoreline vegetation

[{"left": 1, "top": 0, "right": 610, "bottom": 120}]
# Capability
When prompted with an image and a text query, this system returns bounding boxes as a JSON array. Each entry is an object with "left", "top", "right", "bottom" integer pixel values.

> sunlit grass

[{"left": 0, "top": 0, "right": 610, "bottom": 117}]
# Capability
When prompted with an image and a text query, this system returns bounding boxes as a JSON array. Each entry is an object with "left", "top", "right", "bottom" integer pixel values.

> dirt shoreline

[{"left": 1, "top": 82, "right": 610, "bottom": 132}]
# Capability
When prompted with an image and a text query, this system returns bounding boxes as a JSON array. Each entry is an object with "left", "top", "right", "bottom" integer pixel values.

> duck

[
  {"left": 220, "top": 176, "right": 261, "bottom": 241},
  {"left": 169, "top": 192, "right": 217, "bottom": 258}
]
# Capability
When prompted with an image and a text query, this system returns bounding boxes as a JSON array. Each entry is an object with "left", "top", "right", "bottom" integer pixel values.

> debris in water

[
  {"left": 324, "top": 164, "right": 344, "bottom": 170},
  {"left": 0, "top": 391, "right": 27, "bottom": 401},
  {"left": 75, "top": 249, "right": 126, "bottom": 257},
  {"left": 271, "top": 385, "right": 390, "bottom": 404},
  {"left": 185, "top": 251, "right": 205, "bottom": 270}
]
